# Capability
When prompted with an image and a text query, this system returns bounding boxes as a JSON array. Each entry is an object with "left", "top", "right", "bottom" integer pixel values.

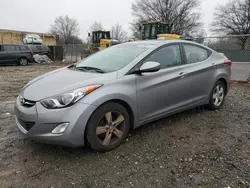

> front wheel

[
  {"left": 208, "top": 81, "right": 226, "bottom": 110},
  {"left": 86, "top": 102, "right": 130, "bottom": 152}
]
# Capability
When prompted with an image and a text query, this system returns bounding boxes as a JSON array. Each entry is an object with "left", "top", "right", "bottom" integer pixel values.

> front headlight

[{"left": 40, "top": 84, "right": 102, "bottom": 109}]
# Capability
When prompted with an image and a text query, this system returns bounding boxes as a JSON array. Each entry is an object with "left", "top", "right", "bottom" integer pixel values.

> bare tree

[
  {"left": 89, "top": 21, "right": 104, "bottom": 32},
  {"left": 130, "top": 21, "right": 143, "bottom": 40},
  {"left": 211, "top": 0, "right": 250, "bottom": 49},
  {"left": 50, "top": 15, "right": 79, "bottom": 45},
  {"left": 67, "top": 35, "right": 84, "bottom": 44},
  {"left": 131, "top": 0, "right": 202, "bottom": 37},
  {"left": 111, "top": 23, "right": 128, "bottom": 42}
]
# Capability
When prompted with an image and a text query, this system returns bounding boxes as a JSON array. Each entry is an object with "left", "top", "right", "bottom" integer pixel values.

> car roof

[{"left": 124, "top": 39, "right": 203, "bottom": 47}]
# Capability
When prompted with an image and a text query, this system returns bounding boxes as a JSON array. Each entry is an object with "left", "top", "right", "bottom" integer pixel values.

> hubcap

[
  {"left": 96, "top": 111, "right": 125, "bottom": 146},
  {"left": 213, "top": 85, "right": 224, "bottom": 107}
]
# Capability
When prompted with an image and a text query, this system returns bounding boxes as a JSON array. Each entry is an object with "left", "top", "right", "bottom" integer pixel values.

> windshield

[
  {"left": 76, "top": 44, "right": 148, "bottom": 72},
  {"left": 151, "top": 24, "right": 156, "bottom": 38}
]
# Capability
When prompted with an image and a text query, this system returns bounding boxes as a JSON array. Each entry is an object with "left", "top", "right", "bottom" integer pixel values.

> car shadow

[{"left": 25, "top": 106, "right": 208, "bottom": 159}]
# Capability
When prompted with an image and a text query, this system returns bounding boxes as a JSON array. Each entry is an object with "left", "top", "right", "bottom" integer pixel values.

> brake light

[
  {"left": 29, "top": 52, "right": 33, "bottom": 56},
  {"left": 224, "top": 59, "right": 232, "bottom": 66}
]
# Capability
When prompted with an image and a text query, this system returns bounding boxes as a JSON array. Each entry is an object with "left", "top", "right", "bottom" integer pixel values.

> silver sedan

[{"left": 14, "top": 40, "right": 231, "bottom": 151}]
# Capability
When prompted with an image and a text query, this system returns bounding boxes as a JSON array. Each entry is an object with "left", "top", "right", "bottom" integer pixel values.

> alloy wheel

[
  {"left": 213, "top": 85, "right": 224, "bottom": 107},
  {"left": 20, "top": 58, "right": 28, "bottom": 66},
  {"left": 96, "top": 111, "right": 125, "bottom": 146}
]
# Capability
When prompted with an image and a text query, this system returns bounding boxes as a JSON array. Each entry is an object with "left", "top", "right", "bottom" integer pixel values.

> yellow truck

[
  {"left": 140, "top": 21, "right": 181, "bottom": 40},
  {"left": 87, "top": 31, "right": 119, "bottom": 54}
]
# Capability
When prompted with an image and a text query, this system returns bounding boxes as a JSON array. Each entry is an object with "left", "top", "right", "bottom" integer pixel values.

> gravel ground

[{"left": 0, "top": 64, "right": 250, "bottom": 188}]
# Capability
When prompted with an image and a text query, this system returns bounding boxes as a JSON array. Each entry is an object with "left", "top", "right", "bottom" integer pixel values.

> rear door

[{"left": 179, "top": 43, "right": 214, "bottom": 104}]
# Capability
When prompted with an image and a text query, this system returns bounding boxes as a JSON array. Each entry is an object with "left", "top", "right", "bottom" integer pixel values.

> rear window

[{"left": 42, "top": 45, "right": 49, "bottom": 51}]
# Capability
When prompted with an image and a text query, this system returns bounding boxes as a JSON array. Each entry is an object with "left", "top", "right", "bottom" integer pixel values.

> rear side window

[
  {"left": 183, "top": 44, "right": 209, "bottom": 64},
  {"left": 29, "top": 45, "right": 37, "bottom": 51},
  {"left": 19, "top": 45, "right": 30, "bottom": 51}
]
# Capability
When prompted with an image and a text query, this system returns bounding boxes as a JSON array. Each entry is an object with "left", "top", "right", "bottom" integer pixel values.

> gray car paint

[{"left": 15, "top": 40, "right": 231, "bottom": 147}]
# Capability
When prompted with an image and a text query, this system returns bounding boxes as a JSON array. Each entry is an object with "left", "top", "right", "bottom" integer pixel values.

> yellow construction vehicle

[
  {"left": 87, "top": 30, "right": 119, "bottom": 54},
  {"left": 139, "top": 21, "right": 181, "bottom": 40}
]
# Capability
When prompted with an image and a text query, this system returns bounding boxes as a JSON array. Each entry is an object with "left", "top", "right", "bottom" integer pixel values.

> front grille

[{"left": 17, "top": 118, "right": 35, "bottom": 131}]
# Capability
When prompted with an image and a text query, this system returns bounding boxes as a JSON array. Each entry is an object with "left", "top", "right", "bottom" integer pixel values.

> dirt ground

[{"left": 0, "top": 64, "right": 250, "bottom": 188}]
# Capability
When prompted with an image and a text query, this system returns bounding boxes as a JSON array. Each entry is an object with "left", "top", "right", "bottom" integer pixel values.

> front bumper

[{"left": 14, "top": 97, "right": 96, "bottom": 147}]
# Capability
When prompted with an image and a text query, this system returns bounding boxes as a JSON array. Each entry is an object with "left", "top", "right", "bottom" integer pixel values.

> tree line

[{"left": 50, "top": 0, "right": 250, "bottom": 49}]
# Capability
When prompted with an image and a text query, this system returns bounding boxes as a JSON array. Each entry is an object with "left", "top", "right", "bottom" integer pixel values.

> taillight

[
  {"left": 224, "top": 59, "right": 232, "bottom": 66},
  {"left": 29, "top": 52, "right": 33, "bottom": 56}
]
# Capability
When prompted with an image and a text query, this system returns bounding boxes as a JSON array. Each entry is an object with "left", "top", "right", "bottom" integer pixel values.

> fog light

[{"left": 51, "top": 123, "right": 69, "bottom": 134}]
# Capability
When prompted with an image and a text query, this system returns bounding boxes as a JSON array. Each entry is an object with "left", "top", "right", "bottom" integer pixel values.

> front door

[
  {"left": 136, "top": 44, "right": 192, "bottom": 123},
  {"left": 2, "top": 45, "right": 17, "bottom": 63}
]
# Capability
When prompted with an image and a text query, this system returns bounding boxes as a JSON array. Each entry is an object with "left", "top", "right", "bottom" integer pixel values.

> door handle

[{"left": 179, "top": 72, "right": 187, "bottom": 78}]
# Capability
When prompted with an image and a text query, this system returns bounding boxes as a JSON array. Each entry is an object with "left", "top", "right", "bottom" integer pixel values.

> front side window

[
  {"left": 183, "top": 44, "right": 209, "bottom": 64},
  {"left": 76, "top": 44, "right": 148, "bottom": 72},
  {"left": 3, "top": 45, "right": 15, "bottom": 52},
  {"left": 145, "top": 45, "right": 182, "bottom": 69}
]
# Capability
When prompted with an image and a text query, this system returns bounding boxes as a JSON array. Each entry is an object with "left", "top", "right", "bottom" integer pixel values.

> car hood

[{"left": 22, "top": 67, "right": 117, "bottom": 101}]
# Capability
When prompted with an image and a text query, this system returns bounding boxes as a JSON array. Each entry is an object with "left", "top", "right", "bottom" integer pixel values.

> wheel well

[
  {"left": 218, "top": 78, "right": 228, "bottom": 93},
  {"left": 108, "top": 99, "right": 135, "bottom": 129},
  {"left": 19, "top": 56, "right": 27, "bottom": 60}
]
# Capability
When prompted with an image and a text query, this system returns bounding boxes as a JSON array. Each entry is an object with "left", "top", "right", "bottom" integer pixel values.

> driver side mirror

[{"left": 139, "top": 61, "right": 161, "bottom": 73}]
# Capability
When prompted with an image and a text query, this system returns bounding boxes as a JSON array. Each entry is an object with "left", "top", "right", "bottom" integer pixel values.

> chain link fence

[
  {"left": 62, "top": 44, "right": 88, "bottom": 62},
  {"left": 54, "top": 35, "right": 250, "bottom": 63},
  {"left": 194, "top": 35, "right": 250, "bottom": 62}
]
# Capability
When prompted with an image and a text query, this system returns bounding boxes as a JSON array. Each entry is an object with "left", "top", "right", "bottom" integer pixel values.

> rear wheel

[
  {"left": 208, "top": 81, "right": 226, "bottom": 110},
  {"left": 19, "top": 58, "right": 28, "bottom": 66},
  {"left": 86, "top": 102, "right": 130, "bottom": 152}
]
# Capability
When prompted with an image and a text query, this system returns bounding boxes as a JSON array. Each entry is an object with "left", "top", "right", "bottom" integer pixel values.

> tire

[
  {"left": 207, "top": 80, "right": 226, "bottom": 110},
  {"left": 19, "top": 58, "right": 28, "bottom": 66},
  {"left": 86, "top": 102, "right": 130, "bottom": 152}
]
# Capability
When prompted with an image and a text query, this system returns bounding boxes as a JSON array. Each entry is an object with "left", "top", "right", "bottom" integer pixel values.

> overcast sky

[{"left": 0, "top": 0, "right": 230, "bottom": 40}]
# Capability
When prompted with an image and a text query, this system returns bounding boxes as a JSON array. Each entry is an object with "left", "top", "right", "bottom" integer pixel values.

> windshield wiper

[{"left": 74, "top": 66, "right": 106, "bottom": 73}]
